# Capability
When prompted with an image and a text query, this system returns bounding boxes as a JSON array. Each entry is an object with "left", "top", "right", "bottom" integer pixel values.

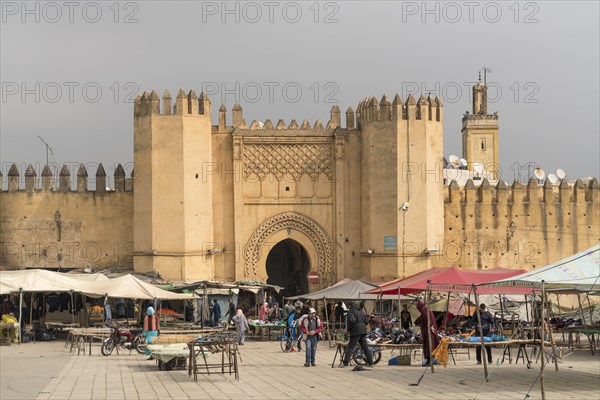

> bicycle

[{"left": 280, "top": 328, "right": 301, "bottom": 353}]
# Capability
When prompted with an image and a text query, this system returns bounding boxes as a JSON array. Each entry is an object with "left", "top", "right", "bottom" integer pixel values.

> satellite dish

[
  {"left": 556, "top": 169, "right": 566, "bottom": 180},
  {"left": 534, "top": 167, "right": 545, "bottom": 181},
  {"left": 449, "top": 155, "right": 460, "bottom": 167},
  {"left": 257, "top": 121, "right": 264, "bottom": 129},
  {"left": 473, "top": 162, "right": 484, "bottom": 174},
  {"left": 460, "top": 158, "right": 468, "bottom": 168},
  {"left": 547, "top": 174, "right": 558, "bottom": 184}
]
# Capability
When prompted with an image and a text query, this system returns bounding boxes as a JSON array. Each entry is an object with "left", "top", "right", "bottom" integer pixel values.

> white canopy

[
  {"left": 289, "top": 279, "right": 412, "bottom": 301},
  {"left": 0, "top": 280, "right": 18, "bottom": 295},
  {"left": 0, "top": 269, "right": 108, "bottom": 293},
  {"left": 0, "top": 269, "right": 193, "bottom": 300},
  {"left": 487, "top": 245, "right": 600, "bottom": 292},
  {"left": 81, "top": 274, "right": 194, "bottom": 300}
]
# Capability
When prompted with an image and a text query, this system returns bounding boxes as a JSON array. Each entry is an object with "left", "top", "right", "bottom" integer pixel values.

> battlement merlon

[
  {"left": 444, "top": 177, "right": 600, "bottom": 205},
  {"left": 357, "top": 94, "right": 443, "bottom": 128},
  {"left": 1, "top": 163, "right": 133, "bottom": 193},
  {"left": 134, "top": 90, "right": 442, "bottom": 133},
  {"left": 134, "top": 89, "right": 212, "bottom": 118}
]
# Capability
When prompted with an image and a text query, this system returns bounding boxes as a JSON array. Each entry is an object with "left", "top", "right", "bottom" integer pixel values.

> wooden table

[
  {"left": 187, "top": 334, "right": 239, "bottom": 381},
  {"left": 330, "top": 341, "right": 421, "bottom": 367},
  {"left": 248, "top": 323, "right": 285, "bottom": 340},
  {"left": 565, "top": 326, "right": 600, "bottom": 355}
]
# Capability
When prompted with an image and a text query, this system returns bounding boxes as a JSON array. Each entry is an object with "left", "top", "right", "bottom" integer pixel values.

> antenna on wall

[
  {"left": 480, "top": 67, "right": 492, "bottom": 85},
  {"left": 556, "top": 169, "right": 567, "bottom": 181},
  {"left": 38, "top": 136, "right": 54, "bottom": 166}
]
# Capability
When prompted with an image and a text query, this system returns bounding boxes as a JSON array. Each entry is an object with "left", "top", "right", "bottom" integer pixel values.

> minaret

[{"left": 462, "top": 69, "right": 499, "bottom": 179}]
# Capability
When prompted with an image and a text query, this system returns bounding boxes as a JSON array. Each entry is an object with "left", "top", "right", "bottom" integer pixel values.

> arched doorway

[{"left": 265, "top": 239, "right": 309, "bottom": 297}]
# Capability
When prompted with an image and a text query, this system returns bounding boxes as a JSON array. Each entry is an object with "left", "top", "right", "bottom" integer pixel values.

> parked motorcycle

[
  {"left": 352, "top": 329, "right": 383, "bottom": 365},
  {"left": 101, "top": 324, "right": 146, "bottom": 356}
]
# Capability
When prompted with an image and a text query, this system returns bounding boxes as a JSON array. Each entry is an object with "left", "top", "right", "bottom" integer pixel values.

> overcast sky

[{"left": 1, "top": 1, "right": 599, "bottom": 188}]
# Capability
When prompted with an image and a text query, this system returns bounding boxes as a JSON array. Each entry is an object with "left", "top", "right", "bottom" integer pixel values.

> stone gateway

[{"left": 1, "top": 82, "right": 598, "bottom": 297}]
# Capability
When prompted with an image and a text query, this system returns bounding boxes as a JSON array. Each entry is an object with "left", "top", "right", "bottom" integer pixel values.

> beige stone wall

[
  {"left": 132, "top": 90, "right": 215, "bottom": 282},
  {"left": 2, "top": 88, "right": 598, "bottom": 288},
  {"left": 358, "top": 95, "right": 445, "bottom": 282},
  {"left": 441, "top": 178, "right": 600, "bottom": 270},
  {"left": 1, "top": 189, "right": 133, "bottom": 269}
]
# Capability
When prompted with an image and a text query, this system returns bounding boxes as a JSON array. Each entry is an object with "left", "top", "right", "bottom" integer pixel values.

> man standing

[
  {"left": 269, "top": 302, "right": 283, "bottom": 322},
  {"left": 473, "top": 303, "right": 495, "bottom": 364},
  {"left": 339, "top": 301, "right": 373, "bottom": 368},
  {"left": 417, "top": 300, "right": 439, "bottom": 366},
  {"left": 400, "top": 304, "right": 413, "bottom": 330},
  {"left": 300, "top": 308, "right": 323, "bottom": 367},
  {"left": 212, "top": 299, "right": 221, "bottom": 324}
]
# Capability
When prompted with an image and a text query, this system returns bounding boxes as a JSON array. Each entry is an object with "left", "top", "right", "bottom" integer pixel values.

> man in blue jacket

[
  {"left": 212, "top": 299, "right": 221, "bottom": 324},
  {"left": 473, "top": 303, "right": 495, "bottom": 364}
]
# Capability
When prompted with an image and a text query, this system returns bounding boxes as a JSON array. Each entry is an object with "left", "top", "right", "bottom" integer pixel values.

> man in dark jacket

[
  {"left": 212, "top": 299, "right": 221, "bottom": 323},
  {"left": 339, "top": 301, "right": 373, "bottom": 367},
  {"left": 473, "top": 303, "right": 495, "bottom": 364}
]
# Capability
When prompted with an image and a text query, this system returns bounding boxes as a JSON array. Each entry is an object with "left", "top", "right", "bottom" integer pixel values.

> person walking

[
  {"left": 339, "top": 301, "right": 373, "bottom": 368},
  {"left": 212, "top": 299, "right": 221, "bottom": 324},
  {"left": 472, "top": 303, "right": 495, "bottom": 364},
  {"left": 232, "top": 309, "right": 249, "bottom": 345},
  {"left": 225, "top": 299, "right": 236, "bottom": 324},
  {"left": 417, "top": 300, "right": 439, "bottom": 366},
  {"left": 400, "top": 304, "right": 413, "bottom": 330},
  {"left": 299, "top": 308, "right": 323, "bottom": 367}
]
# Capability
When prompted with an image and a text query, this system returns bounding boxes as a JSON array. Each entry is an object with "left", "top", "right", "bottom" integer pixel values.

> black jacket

[
  {"left": 346, "top": 301, "right": 368, "bottom": 337},
  {"left": 473, "top": 310, "right": 495, "bottom": 336}
]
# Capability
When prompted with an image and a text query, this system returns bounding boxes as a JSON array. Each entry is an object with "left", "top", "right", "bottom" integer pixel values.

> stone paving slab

[{"left": 2, "top": 339, "right": 599, "bottom": 399}]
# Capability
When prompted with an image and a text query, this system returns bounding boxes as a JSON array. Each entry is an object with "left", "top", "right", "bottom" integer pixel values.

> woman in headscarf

[
  {"left": 232, "top": 309, "right": 249, "bottom": 345},
  {"left": 416, "top": 300, "right": 439, "bottom": 366},
  {"left": 258, "top": 302, "right": 269, "bottom": 322},
  {"left": 143, "top": 306, "right": 160, "bottom": 344}
]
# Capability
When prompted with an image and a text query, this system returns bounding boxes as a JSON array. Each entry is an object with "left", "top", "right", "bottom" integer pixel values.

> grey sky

[{"left": 1, "top": 1, "right": 599, "bottom": 187}]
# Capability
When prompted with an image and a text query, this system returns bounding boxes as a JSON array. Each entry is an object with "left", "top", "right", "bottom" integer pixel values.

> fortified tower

[
  {"left": 133, "top": 89, "right": 215, "bottom": 281},
  {"left": 358, "top": 93, "right": 445, "bottom": 279},
  {"left": 462, "top": 78, "right": 499, "bottom": 179}
]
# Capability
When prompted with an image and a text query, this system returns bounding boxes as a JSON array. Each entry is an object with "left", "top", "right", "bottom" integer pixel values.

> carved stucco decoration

[
  {"left": 243, "top": 143, "right": 334, "bottom": 182},
  {"left": 243, "top": 212, "right": 334, "bottom": 281}
]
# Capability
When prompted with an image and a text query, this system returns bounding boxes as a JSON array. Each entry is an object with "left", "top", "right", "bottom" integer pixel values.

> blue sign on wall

[{"left": 383, "top": 236, "right": 397, "bottom": 251}]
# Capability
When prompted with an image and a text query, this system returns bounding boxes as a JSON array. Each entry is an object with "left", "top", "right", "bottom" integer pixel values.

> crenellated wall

[
  {"left": 2, "top": 86, "right": 598, "bottom": 286},
  {"left": 0, "top": 163, "right": 134, "bottom": 269},
  {"left": 441, "top": 177, "right": 600, "bottom": 270}
]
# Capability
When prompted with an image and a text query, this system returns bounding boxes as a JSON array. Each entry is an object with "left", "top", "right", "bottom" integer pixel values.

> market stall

[
  {"left": 289, "top": 279, "right": 413, "bottom": 343},
  {"left": 0, "top": 270, "right": 194, "bottom": 343}
]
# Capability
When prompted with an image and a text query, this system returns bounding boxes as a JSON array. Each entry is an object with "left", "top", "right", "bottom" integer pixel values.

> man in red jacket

[{"left": 300, "top": 308, "right": 323, "bottom": 367}]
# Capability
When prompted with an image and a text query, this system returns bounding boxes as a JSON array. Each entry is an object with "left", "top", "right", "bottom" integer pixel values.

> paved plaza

[{"left": 1, "top": 339, "right": 599, "bottom": 400}]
